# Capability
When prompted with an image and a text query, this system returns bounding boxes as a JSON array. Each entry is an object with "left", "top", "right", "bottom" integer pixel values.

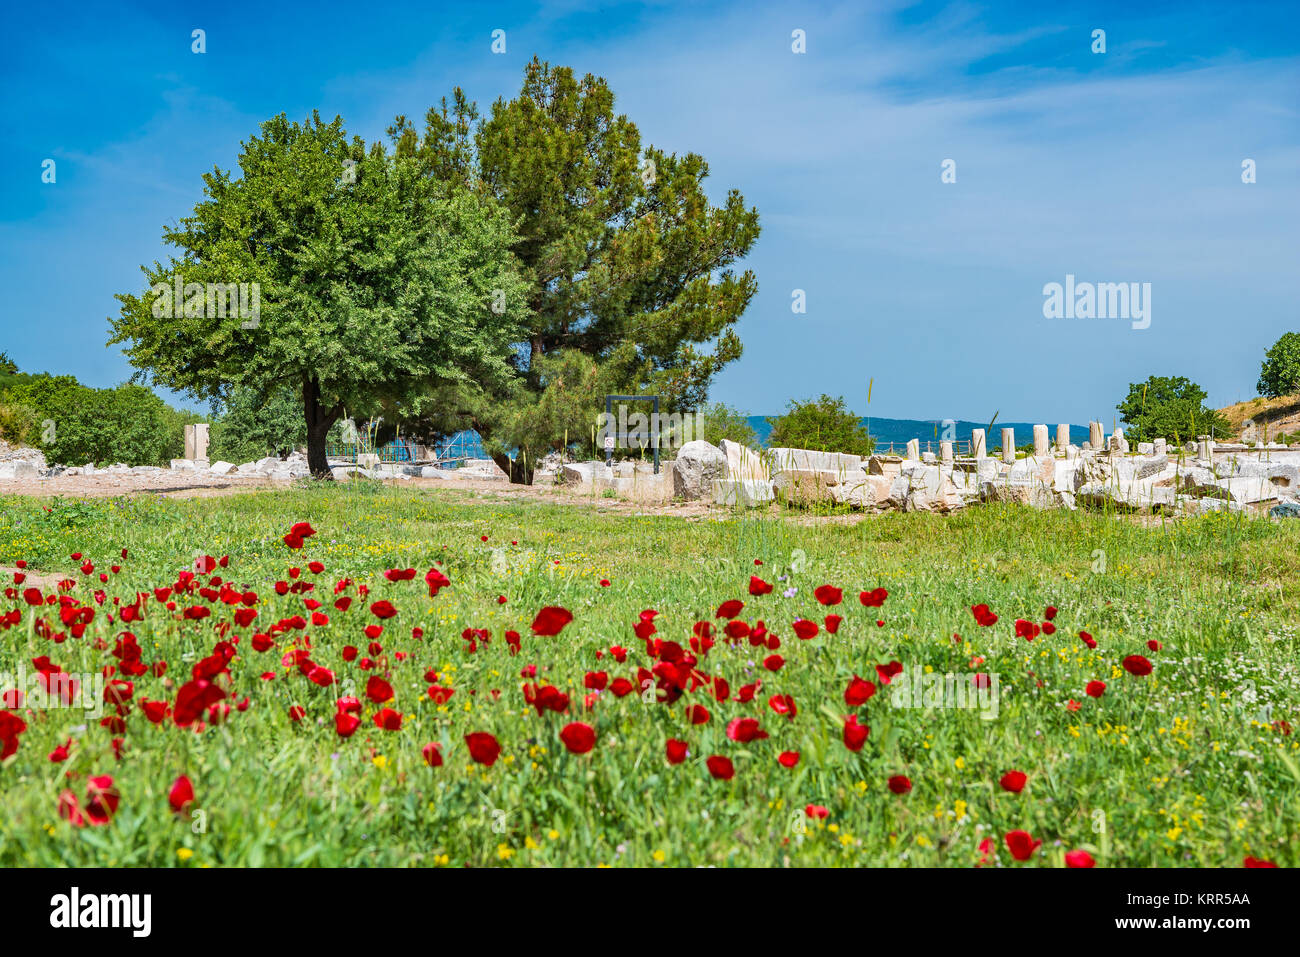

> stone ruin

[{"left": 656, "top": 421, "right": 1300, "bottom": 518}]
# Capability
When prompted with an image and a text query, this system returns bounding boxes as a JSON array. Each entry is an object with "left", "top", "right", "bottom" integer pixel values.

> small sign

[{"left": 603, "top": 435, "right": 615, "bottom": 451}]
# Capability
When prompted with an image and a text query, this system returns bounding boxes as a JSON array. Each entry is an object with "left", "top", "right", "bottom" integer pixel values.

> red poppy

[
  {"left": 859, "top": 587, "right": 888, "bottom": 608},
  {"left": 888, "top": 775, "right": 912, "bottom": 795},
  {"left": 169, "top": 775, "right": 195, "bottom": 813},
  {"left": 845, "top": 675, "right": 876, "bottom": 706},
  {"left": 369, "top": 600, "right": 397, "bottom": 619},
  {"left": 1004, "top": 829, "right": 1041, "bottom": 861},
  {"left": 813, "top": 584, "right": 842, "bottom": 606},
  {"left": 560, "top": 722, "right": 596, "bottom": 754},
  {"left": 875, "top": 661, "right": 903, "bottom": 685},
  {"left": 84, "top": 775, "right": 120, "bottom": 826},
  {"left": 971, "top": 604, "right": 998, "bottom": 627},
  {"left": 373, "top": 707, "right": 402, "bottom": 730},
  {"left": 706, "top": 755, "right": 735, "bottom": 780},
  {"left": 791, "top": 619, "right": 818, "bottom": 640},
  {"left": 768, "top": 693, "right": 796, "bottom": 718},
  {"left": 1122, "top": 655, "right": 1153, "bottom": 676},
  {"left": 763, "top": 654, "right": 784, "bottom": 672},
  {"left": 665, "top": 739, "right": 689, "bottom": 764},
  {"left": 688, "top": 704, "right": 710, "bottom": 725},
  {"left": 422, "top": 742, "right": 443, "bottom": 767},
  {"left": 748, "top": 576, "right": 773, "bottom": 596},
  {"left": 999, "top": 770, "right": 1027, "bottom": 793},
  {"left": 778, "top": 751, "right": 800, "bottom": 768},
  {"left": 1079, "top": 631, "right": 1097, "bottom": 649},
  {"left": 1065, "top": 849, "right": 1095, "bottom": 868},
  {"left": 1243, "top": 855, "right": 1277, "bottom": 868},
  {"left": 335, "top": 712, "right": 361, "bottom": 738},
  {"left": 365, "top": 676, "right": 394, "bottom": 704},
  {"left": 805, "top": 804, "right": 829, "bottom": 819},
  {"left": 725, "top": 717, "right": 769, "bottom": 743},
  {"left": 843, "top": 715, "right": 869, "bottom": 751},
  {"left": 465, "top": 732, "right": 501, "bottom": 765},
  {"left": 530, "top": 606, "right": 574, "bottom": 636},
  {"left": 425, "top": 567, "right": 451, "bottom": 597},
  {"left": 1044, "top": 605, "right": 1058, "bottom": 620},
  {"left": 716, "top": 599, "right": 745, "bottom": 619},
  {"left": 1086, "top": 680, "right": 1107, "bottom": 698}
]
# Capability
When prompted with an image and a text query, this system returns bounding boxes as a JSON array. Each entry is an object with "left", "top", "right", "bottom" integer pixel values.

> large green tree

[
  {"left": 1257, "top": 332, "right": 1300, "bottom": 399},
  {"left": 1116, "top": 375, "right": 1230, "bottom": 444},
  {"left": 109, "top": 112, "right": 529, "bottom": 477},
  {"left": 388, "top": 58, "right": 761, "bottom": 481}
]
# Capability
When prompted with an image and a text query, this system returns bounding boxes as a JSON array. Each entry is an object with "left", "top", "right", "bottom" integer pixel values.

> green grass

[{"left": 0, "top": 485, "right": 1297, "bottom": 867}]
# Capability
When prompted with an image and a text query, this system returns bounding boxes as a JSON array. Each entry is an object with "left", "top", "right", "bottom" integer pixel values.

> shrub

[
  {"left": 766, "top": 394, "right": 874, "bottom": 455},
  {"left": 3, "top": 375, "right": 186, "bottom": 466},
  {"left": 0, "top": 400, "right": 38, "bottom": 446},
  {"left": 700, "top": 402, "right": 760, "bottom": 448}
]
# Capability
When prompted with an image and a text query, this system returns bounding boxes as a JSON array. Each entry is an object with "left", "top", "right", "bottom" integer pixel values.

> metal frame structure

[{"left": 605, "top": 394, "right": 660, "bottom": 474}]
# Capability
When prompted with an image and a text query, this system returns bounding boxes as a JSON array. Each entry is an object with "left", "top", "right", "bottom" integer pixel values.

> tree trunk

[
  {"left": 303, "top": 376, "right": 342, "bottom": 480},
  {"left": 491, "top": 451, "right": 534, "bottom": 485}
]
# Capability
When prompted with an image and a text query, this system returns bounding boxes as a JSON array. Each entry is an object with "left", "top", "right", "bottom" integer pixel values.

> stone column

[
  {"left": 1001, "top": 428, "right": 1015, "bottom": 464},
  {"left": 1089, "top": 421, "right": 1103, "bottom": 449},
  {"left": 971, "top": 429, "right": 986, "bottom": 459},
  {"left": 1056, "top": 424, "right": 1069, "bottom": 455},
  {"left": 1197, "top": 435, "right": 1213, "bottom": 462},
  {"left": 940, "top": 441, "right": 953, "bottom": 466},
  {"left": 1033, "top": 424, "right": 1049, "bottom": 458},
  {"left": 1153, "top": 437, "right": 1166, "bottom": 456},
  {"left": 184, "top": 424, "right": 196, "bottom": 460},
  {"left": 194, "top": 423, "right": 210, "bottom": 466},
  {"left": 905, "top": 438, "right": 920, "bottom": 460}
]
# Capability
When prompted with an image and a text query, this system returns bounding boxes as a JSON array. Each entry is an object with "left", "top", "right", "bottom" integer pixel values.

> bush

[
  {"left": 3, "top": 375, "right": 187, "bottom": 466},
  {"left": 766, "top": 394, "right": 874, "bottom": 455},
  {"left": 1116, "top": 375, "right": 1230, "bottom": 444},
  {"left": 0, "top": 400, "right": 38, "bottom": 446},
  {"left": 700, "top": 402, "right": 759, "bottom": 448},
  {"left": 1258, "top": 332, "right": 1300, "bottom": 399}
]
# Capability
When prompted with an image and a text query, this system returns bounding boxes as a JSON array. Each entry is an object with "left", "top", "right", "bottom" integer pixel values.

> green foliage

[
  {"left": 0, "top": 399, "right": 38, "bottom": 446},
  {"left": 390, "top": 58, "right": 760, "bottom": 477},
  {"left": 210, "top": 385, "right": 307, "bottom": 462},
  {"left": 109, "top": 111, "right": 530, "bottom": 475},
  {"left": 487, "top": 349, "right": 606, "bottom": 466},
  {"left": 1257, "top": 332, "right": 1300, "bottom": 399},
  {"left": 1116, "top": 375, "right": 1230, "bottom": 444},
  {"left": 0, "top": 352, "right": 18, "bottom": 375},
  {"left": 767, "top": 394, "right": 874, "bottom": 455},
  {"left": 700, "top": 402, "right": 759, "bottom": 448},
  {"left": 3, "top": 375, "right": 188, "bottom": 466}
]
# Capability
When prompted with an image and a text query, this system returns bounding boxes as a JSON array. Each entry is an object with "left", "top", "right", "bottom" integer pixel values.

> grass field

[{"left": 0, "top": 483, "right": 1297, "bottom": 867}]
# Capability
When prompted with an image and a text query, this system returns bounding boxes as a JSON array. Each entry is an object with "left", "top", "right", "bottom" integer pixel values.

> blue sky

[{"left": 2, "top": 0, "right": 1297, "bottom": 423}]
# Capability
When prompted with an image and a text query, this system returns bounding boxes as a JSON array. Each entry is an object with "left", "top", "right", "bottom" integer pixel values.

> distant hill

[{"left": 747, "top": 416, "right": 1090, "bottom": 453}]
